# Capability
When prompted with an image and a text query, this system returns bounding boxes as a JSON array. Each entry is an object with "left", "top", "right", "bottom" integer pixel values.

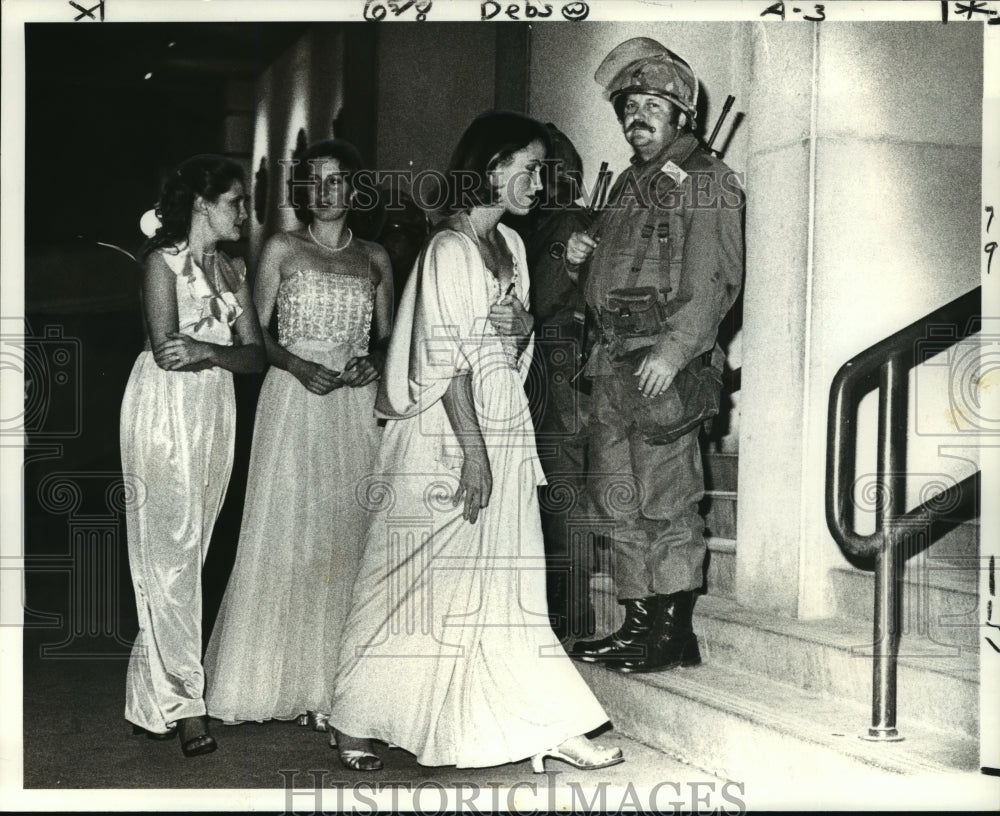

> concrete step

[
  {"left": 705, "top": 537, "right": 736, "bottom": 599},
  {"left": 830, "top": 558, "right": 981, "bottom": 649},
  {"left": 702, "top": 490, "right": 737, "bottom": 540},
  {"left": 592, "top": 538, "right": 736, "bottom": 635},
  {"left": 694, "top": 594, "right": 979, "bottom": 739},
  {"left": 929, "top": 518, "right": 979, "bottom": 566},
  {"left": 702, "top": 450, "right": 738, "bottom": 542},
  {"left": 590, "top": 582, "right": 977, "bottom": 740},
  {"left": 577, "top": 659, "right": 979, "bottom": 786},
  {"left": 703, "top": 451, "right": 738, "bottom": 492}
]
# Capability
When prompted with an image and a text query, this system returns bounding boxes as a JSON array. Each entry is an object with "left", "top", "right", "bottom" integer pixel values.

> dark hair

[
  {"left": 140, "top": 154, "right": 245, "bottom": 261},
  {"left": 291, "top": 139, "right": 366, "bottom": 225},
  {"left": 540, "top": 122, "right": 584, "bottom": 205},
  {"left": 445, "top": 110, "right": 551, "bottom": 212}
]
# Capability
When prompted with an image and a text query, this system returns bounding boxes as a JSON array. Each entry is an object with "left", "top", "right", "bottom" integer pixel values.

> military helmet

[{"left": 595, "top": 37, "right": 698, "bottom": 124}]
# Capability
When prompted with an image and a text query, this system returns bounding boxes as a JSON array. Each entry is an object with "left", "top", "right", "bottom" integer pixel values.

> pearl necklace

[{"left": 309, "top": 224, "right": 353, "bottom": 253}]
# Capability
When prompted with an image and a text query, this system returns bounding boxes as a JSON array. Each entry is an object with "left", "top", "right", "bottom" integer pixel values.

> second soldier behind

[{"left": 524, "top": 123, "right": 598, "bottom": 643}]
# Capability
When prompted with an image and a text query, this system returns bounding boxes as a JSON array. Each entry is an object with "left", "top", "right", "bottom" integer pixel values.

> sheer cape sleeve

[
  {"left": 374, "top": 222, "right": 534, "bottom": 422},
  {"left": 375, "top": 228, "right": 488, "bottom": 420}
]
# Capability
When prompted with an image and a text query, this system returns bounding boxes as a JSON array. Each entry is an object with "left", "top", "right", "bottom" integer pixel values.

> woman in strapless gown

[
  {"left": 204, "top": 140, "right": 393, "bottom": 728},
  {"left": 121, "top": 155, "right": 264, "bottom": 758}
]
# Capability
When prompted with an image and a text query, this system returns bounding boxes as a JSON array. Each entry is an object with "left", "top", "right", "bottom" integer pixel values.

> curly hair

[{"left": 140, "top": 155, "right": 245, "bottom": 261}]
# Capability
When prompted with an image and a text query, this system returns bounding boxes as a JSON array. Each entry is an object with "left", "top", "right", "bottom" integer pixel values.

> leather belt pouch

[{"left": 601, "top": 287, "right": 666, "bottom": 339}]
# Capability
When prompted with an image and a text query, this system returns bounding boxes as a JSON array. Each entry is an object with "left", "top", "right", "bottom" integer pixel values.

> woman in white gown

[
  {"left": 121, "top": 155, "right": 264, "bottom": 757},
  {"left": 205, "top": 140, "right": 393, "bottom": 727},
  {"left": 328, "top": 111, "right": 624, "bottom": 773}
]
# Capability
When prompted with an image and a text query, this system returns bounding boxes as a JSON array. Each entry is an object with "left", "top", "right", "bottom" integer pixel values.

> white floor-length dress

[
  {"left": 205, "top": 264, "right": 381, "bottom": 723},
  {"left": 329, "top": 223, "right": 610, "bottom": 768},
  {"left": 121, "top": 246, "right": 244, "bottom": 733}
]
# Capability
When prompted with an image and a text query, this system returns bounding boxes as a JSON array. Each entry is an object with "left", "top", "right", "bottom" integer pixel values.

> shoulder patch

[{"left": 660, "top": 160, "right": 689, "bottom": 185}]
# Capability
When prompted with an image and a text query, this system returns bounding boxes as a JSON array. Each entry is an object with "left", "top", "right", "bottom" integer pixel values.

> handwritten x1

[{"left": 69, "top": 0, "right": 105, "bottom": 21}]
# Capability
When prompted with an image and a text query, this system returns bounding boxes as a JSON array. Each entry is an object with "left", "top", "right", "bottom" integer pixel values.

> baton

[
  {"left": 706, "top": 94, "right": 736, "bottom": 157},
  {"left": 588, "top": 161, "right": 611, "bottom": 216}
]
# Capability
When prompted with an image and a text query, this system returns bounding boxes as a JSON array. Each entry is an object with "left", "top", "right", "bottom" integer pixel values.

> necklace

[
  {"left": 309, "top": 223, "right": 352, "bottom": 253},
  {"left": 465, "top": 212, "right": 516, "bottom": 289},
  {"left": 466, "top": 213, "right": 520, "bottom": 369}
]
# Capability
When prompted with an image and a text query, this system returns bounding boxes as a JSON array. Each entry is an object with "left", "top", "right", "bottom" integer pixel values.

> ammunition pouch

[
  {"left": 608, "top": 345, "right": 723, "bottom": 445},
  {"left": 600, "top": 286, "right": 667, "bottom": 344}
]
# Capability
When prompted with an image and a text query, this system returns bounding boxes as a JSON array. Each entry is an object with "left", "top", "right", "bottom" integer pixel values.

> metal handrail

[{"left": 825, "top": 286, "right": 981, "bottom": 741}]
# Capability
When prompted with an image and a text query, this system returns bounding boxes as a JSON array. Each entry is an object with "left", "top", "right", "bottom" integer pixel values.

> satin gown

[
  {"left": 204, "top": 265, "right": 381, "bottom": 724},
  {"left": 329, "top": 223, "right": 610, "bottom": 768},
  {"left": 120, "top": 246, "right": 244, "bottom": 734}
]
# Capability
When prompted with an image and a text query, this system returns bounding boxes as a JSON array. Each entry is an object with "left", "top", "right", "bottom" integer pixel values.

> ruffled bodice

[
  {"left": 277, "top": 270, "right": 374, "bottom": 352},
  {"left": 151, "top": 246, "right": 245, "bottom": 347}
]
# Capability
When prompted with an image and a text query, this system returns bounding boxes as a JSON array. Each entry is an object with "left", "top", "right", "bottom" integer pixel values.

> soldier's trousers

[{"left": 588, "top": 372, "right": 707, "bottom": 599}]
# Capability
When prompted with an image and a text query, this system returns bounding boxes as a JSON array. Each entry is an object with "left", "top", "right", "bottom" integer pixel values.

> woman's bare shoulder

[
  {"left": 355, "top": 236, "right": 391, "bottom": 261},
  {"left": 261, "top": 229, "right": 313, "bottom": 276},
  {"left": 264, "top": 229, "right": 306, "bottom": 254}
]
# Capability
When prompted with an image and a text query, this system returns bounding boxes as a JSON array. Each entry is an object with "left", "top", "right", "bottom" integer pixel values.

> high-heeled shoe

[
  {"left": 131, "top": 724, "right": 177, "bottom": 741},
  {"left": 530, "top": 735, "right": 624, "bottom": 774},
  {"left": 327, "top": 724, "right": 383, "bottom": 771},
  {"left": 177, "top": 715, "right": 218, "bottom": 758},
  {"left": 297, "top": 711, "right": 330, "bottom": 732},
  {"left": 338, "top": 750, "right": 384, "bottom": 771}
]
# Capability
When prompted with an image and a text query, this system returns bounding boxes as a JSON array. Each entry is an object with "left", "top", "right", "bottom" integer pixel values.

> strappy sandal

[
  {"left": 530, "top": 735, "right": 624, "bottom": 773},
  {"left": 327, "top": 724, "right": 383, "bottom": 771},
  {"left": 177, "top": 715, "right": 218, "bottom": 758},
  {"left": 296, "top": 711, "right": 330, "bottom": 732},
  {"left": 338, "top": 749, "right": 384, "bottom": 771}
]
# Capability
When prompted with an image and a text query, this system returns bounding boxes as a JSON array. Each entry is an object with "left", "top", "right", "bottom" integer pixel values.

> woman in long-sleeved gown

[{"left": 327, "top": 111, "right": 625, "bottom": 774}]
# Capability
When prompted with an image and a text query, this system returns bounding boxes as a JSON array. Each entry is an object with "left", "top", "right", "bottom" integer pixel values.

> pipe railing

[{"left": 825, "top": 286, "right": 981, "bottom": 741}]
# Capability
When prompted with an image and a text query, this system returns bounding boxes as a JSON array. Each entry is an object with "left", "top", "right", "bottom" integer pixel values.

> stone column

[{"left": 736, "top": 22, "right": 983, "bottom": 618}]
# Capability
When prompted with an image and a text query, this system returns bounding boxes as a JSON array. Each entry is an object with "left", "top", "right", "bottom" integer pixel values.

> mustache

[{"left": 626, "top": 121, "right": 656, "bottom": 134}]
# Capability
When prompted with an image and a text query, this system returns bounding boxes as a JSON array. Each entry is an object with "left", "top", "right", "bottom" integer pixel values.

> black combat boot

[
  {"left": 610, "top": 590, "right": 701, "bottom": 673},
  {"left": 568, "top": 596, "right": 659, "bottom": 663}
]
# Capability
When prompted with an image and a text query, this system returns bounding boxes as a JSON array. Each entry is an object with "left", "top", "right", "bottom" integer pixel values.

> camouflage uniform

[
  {"left": 570, "top": 38, "right": 744, "bottom": 673},
  {"left": 585, "top": 130, "right": 743, "bottom": 600}
]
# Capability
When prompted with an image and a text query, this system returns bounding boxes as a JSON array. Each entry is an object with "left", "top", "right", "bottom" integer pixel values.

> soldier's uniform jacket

[{"left": 583, "top": 130, "right": 744, "bottom": 377}]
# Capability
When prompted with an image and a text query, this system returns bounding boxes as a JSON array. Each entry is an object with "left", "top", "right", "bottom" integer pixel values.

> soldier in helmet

[{"left": 566, "top": 38, "right": 744, "bottom": 673}]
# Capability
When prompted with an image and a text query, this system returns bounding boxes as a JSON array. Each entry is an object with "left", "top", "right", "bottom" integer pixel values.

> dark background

[{"left": 22, "top": 22, "right": 310, "bottom": 661}]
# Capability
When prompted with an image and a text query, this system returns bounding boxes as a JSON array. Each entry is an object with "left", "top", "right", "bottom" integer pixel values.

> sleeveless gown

[
  {"left": 120, "top": 246, "right": 244, "bottom": 733},
  {"left": 205, "top": 266, "right": 381, "bottom": 724}
]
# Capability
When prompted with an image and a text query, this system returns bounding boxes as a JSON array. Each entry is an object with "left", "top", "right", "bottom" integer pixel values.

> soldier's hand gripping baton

[{"left": 571, "top": 162, "right": 612, "bottom": 382}]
